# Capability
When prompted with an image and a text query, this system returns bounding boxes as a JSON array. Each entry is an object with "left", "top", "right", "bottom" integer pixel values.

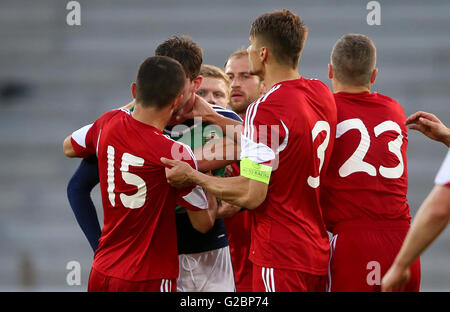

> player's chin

[{"left": 230, "top": 97, "right": 246, "bottom": 106}]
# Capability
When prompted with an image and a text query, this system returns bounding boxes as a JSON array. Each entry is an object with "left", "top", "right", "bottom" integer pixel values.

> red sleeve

[
  {"left": 71, "top": 110, "right": 120, "bottom": 158},
  {"left": 241, "top": 94, "right": 286, "bottom": 166},
  {"left": 162, "top": 140, "right": 208, "bottom": 211},
  {"left": 71, "top": 123, "right": 96, "bottom": 158}
]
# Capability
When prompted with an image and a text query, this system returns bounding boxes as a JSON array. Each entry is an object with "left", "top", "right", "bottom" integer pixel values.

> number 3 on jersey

[
  {"left": 107, "top": 145, "right": 147, "bottom": 209},
  {"left": 308, "top": 121, "right": 331, "bottom": 189}
]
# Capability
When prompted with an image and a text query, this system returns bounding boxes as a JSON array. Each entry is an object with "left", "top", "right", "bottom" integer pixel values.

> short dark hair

[
  {"left": 331, "top": 34, "right": 376, "bottom": 86},
  {"left": 250, "top": 9, "right": 308, "bottom": 69},
  {"left": 135, "top": 56, "right": 186, "bottom": 109},
  {"left": 155, "top": 36, "right": 203, "bottom": 81}
]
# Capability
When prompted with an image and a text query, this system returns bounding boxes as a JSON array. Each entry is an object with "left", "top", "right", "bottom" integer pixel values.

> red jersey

[
  {"left": 435, "top": 149, "right": 450, "bottom": 187},
  {"left": 70, "top": 109, "right": 208, "bottom": 281},
  {"left": 223, "top": 163, "right": 253, "bottom": 292},
  {"left": 241, "top": 78, "right": 337, "bottom": 275},
  {"left": 321, "top": 92, "right": 411, "bottom": 232}
]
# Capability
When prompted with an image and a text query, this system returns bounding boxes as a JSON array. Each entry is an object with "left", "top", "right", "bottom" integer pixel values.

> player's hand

[
  {"left": 381, "top": 264, "right": 411, "bottom": 292},
  {"left": 161, "top": 157, "right": 195, "bottom": 188},
  {"left": 217, "top": 201, "right": 242, "bottom": 218},
  {"left": 405, "top": 111, "right": 450, "bottom": 147},
  {"left": 183, "top": 94, "right": 218, "bottom": 122}
]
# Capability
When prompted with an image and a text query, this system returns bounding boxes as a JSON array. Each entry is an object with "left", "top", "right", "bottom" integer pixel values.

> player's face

[
  {"left": 196, "top": 77, "right": 229, "bottom": 108},
  {"left": 225, "top": 56, "right": 262, "bottom": 114},
  {"left": 247, "top": 36, "right": 264, "bottom": 78}
]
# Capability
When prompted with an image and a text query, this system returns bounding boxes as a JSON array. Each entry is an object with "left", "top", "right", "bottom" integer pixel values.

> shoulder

[
  {"left": 211, "top": 105, "right": 242, "bottom": 122},
  {"left": 97, "top": 108, "right": 130, "bottom": 125},
  {"left": 373, "top": 92, "right": 406, "bottom": 116}
]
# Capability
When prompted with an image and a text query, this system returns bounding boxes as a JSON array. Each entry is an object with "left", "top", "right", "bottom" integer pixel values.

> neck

[
  {"left": 332, "top": 80, "right": 371, "bottom": 94},
  {"left": 131, "top": 102, "right": 171, "bottom": 131},
  {"left": 263, "top": 63, "right": 301, "bottom": 89}
]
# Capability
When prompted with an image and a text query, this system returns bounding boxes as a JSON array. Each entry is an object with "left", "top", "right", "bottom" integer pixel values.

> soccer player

[
  {"left": 157, "top": 37, "right": 239, "bottom": 292},
  {"left": 219, "top": 49, "right": 266, "bottom": 292},
  {"left": 382, "top": 111, "right": 450, "bottom": 291},
  {"left": 225, "top": 49, "right": 266, "bottom": 118},
  {"left": 162, "top": 9, "right": 337, "bottom": 292},
  {"left": 320, "top": 34, "right": 420, "bottom": 292},
  {"left": 62, "top": 56, "right": 212, "bottom": 292},
  {"left": 196, "top": 64, "right": 230, "bottom": 109},
  {"left": 65, "top": 36, "right": 239, "bottom": 292}
]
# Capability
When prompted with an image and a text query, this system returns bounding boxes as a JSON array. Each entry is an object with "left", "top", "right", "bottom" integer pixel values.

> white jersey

[{"left": 434, "top": 149, "right": 450, "bottom": 187}]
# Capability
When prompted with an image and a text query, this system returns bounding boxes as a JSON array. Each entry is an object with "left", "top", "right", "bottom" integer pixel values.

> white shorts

[{"left": 177, "top": 246, "right": 235, "bottom": 292}]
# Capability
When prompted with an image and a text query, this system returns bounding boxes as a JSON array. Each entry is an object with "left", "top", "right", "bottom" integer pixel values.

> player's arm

[
  {"left": 406, "top": 111, "right": 450, "bottom": 147},
  {"left": 63, "top": 122, "right": 96, "bottom": 158},
  {"left": 162, "top": 157, "right": 268, "bottom": 209},
  {"left": 216, "top": 201, "right": 243, "bottom": 219},
  {"left": 195, "top": 136, "right": 240, "bottom": 172},
  {"left": 382, "top": 184, "right": 450, "bottom": 291},
  {"left": 67, "top": 156, "right": 102, "bottom": 252},
  {"left": 185, "top": 190, "right": 218, "bottom": 234},
  {"left": 63, "top": 135, "right": 78, "bottom": 158},
  {"left": 186, "top": 94, "right": 243, "bottom": 142}
]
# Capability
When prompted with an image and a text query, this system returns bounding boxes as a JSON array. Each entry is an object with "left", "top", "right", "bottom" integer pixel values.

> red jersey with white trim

[
  {"left": 435, "top": 149, "right": 450, "bottom": 187},
  {"left": 70, "top": 109, "right": 207, "bottom": 281},
  {"left": 223, "top": 163, "right": 253, "bottom": 292},
  {"left": 241, "top": 78, "right": 337, "bottom": 275},
  {"left": 321, "top": 92, "right": 411, "bottom": 232}
]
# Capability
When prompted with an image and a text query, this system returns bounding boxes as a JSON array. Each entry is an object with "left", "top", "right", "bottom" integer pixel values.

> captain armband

[{"left": 240, "top": 157, "right": 272, "bottom": 184}]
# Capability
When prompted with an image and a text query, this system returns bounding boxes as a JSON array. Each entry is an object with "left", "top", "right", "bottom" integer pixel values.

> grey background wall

[{"left": 0, "top": 0, "right": 448, "bottom": 291}]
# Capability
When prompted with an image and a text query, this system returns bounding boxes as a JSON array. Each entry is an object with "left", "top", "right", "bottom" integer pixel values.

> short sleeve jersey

[
  {"left": 241, "top": 78, "right": 337, "bottom": 275},
  {"left": 321, "top": 92, "right": 411, "bottom": 232},
  {"left": 70, "top": 109, "right": 207, "bottom": 281},
  {"left": 435, "top": 149, "right": 450, "bottom": 187}
]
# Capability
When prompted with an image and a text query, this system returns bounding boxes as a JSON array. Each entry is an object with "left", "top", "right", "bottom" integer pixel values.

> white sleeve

[
  {"left": 434, "top": 149, "right": 450, "bottom": 186},
  {"left": 71, "top": 123, "right": 93, "bottom": 148}
]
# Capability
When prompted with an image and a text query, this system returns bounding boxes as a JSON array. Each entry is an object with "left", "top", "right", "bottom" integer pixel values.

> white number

[
  {"left": 337, "top": 119, "right": 376, "bottom": 177},
  {"left": 107, "top": 145, "right": 115, "bottom": 206},
  {"left": 308, "top": 121, "right": 331, "bottom": 188},
  {"left": 374, "top": 121, "right": 404, "bottom": 179},
  {"left": 107, "top": 145, "right": 147, "bottom": 209},
  {"left": 337, "top": 119, "right": 404, "bottom": 179}
]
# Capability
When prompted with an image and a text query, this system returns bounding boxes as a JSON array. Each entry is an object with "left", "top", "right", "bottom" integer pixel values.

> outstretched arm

[
  {"left": 382, "top": 185, "right": 450, "bottom": 291},
  {"left": 161, "top": 157, "right": 268, "bottom": 210},
  {"left": 406, "top": 111, "right": 450, "bottom": 147}
]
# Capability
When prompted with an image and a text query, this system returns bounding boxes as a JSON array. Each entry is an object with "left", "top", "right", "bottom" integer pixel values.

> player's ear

[
  {"left": 171, "top": 93, "right": 183, "bottom": 111},
  {"left": 131, "top": 82, "right": 137, "bottom": 99},
  {"left": 260, "top": 46, "right": 268, "bottom": 63},
  {"left": 328, "top": 64, "right": 334, "bottom": 79},
  {"left": 370, "top": 68, "right": 378, "bottom": 84},
  {"left": 192, "top": 75, "right": 203, "bottom": 93}
]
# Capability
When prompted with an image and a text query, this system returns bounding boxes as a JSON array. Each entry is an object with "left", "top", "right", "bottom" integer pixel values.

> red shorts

[
  {"left": 328, "top": 220, "right": 421, "bottom": 292},
  {"left": 88, "top": 267, "right": 176, "bottom": 292},
  {"left": 252, "top": 264, "right": 327, "bottom": 292}
]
